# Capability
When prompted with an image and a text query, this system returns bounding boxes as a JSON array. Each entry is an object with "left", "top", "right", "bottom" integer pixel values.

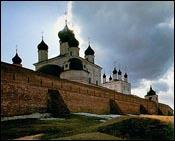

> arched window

[{"left": 96, "top": 81, "right": 98, "bottom": 85}]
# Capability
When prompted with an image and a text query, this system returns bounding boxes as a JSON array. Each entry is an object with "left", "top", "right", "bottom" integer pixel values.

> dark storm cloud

[{"left": 71, "top": 1, "right": 173, "bottom": 87}]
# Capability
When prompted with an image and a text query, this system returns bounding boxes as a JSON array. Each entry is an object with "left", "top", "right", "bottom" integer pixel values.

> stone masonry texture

[{"left": 1, "top": 62, "right": 173, "bottom": 117}]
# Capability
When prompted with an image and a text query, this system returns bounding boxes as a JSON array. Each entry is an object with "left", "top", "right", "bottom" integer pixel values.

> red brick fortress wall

[{"left": 1, "top": 62, "right": 173, "bottom": 117}]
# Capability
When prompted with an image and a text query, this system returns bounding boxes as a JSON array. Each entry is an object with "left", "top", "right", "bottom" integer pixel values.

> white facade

[
  {"left": 85, "top": 55, "right": 94, "bottom": 63},
  {"left": 60, "top": 70, "right": 89, "bottom": 84},
  {"left": 102, "top": 80, "right": 131, "bottom": 95},
  {"left": 102, "top": 71, "right": 131, "bottom": 95},
  {"left": 69, "top": 47, "right": 79, "bottom": 57},
  {"left": 118, "top": 74, "right": 122, "bottom": 80},
  {"left": 103, "top": 77, "right": 106, "bottom": 83},
  {"left": 113, "top": 73, "right": 117, "bottom": 80},
  {"left": 60, "top": 42, "right": 69, "bottom": 55}
]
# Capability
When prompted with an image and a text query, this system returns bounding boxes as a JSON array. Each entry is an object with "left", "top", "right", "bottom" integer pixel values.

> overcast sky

[{"left": 1, "top": 1, "right": 174, "bottom": 109}]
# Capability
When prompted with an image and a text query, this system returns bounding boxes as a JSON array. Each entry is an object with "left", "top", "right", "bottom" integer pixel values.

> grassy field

[{"left": 1, "top": 114, "right": 174, "bottom": 140}]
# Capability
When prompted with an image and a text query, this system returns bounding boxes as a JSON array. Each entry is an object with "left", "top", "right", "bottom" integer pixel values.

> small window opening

[{"left": 89, "top": 78, "right": 91, "bottom": 84}]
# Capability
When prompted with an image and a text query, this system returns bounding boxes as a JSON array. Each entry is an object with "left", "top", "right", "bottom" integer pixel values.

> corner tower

[{"left": 145, "top": 86, "right": 158, "bottom": 103}]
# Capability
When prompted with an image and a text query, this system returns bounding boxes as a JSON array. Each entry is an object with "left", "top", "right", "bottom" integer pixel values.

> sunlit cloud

[{"left": 51, "top": 1, "right": 86, "bottom": 59}]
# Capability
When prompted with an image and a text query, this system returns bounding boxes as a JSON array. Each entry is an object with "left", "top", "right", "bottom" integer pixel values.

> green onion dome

[{"left": 58, "top": 24, "right": 79, "bottom": 47}]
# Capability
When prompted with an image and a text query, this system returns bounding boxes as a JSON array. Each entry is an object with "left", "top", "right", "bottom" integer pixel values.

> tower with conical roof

[
  {"left": 84, "top": 40, "right": 95, "bottom": 63},
  {"left": 12, "top": 47, "right": 22, "bottom": 67},
  {"left": 37, "top": 34, "right": 48, "bottom": 62},
  {"left": 145, "top": 86, "right": 158, "bottom": 103}
]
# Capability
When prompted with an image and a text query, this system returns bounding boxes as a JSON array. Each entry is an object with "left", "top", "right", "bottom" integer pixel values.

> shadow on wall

[
  {"left": 109, "top": 99, "right": 123, "bottom": 115},
  {"left": 37, "top": 65, "right": 63, "bottom": 78},
  {"left": 140, "top": 105, "right": 149, "bottom": 114},
  {"left": 47, "top": 89, "right": 70, "bottom": 117},
  {"left": 158, "top": 108, "right": 163, "bottom": 115}
]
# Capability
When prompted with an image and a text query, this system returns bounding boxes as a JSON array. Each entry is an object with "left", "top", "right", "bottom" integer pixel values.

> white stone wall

[
  {"left": 124, "top": 77, "right": 128, "bottom": 82},
  {"left": 113, "top": 74, "right": 117, "bottom": 80},
  {"left": 82, "top": 59, "right": 101, "bottom": 85},
  {"left": 38, "top": 50, "right": 48, "bottom": 62},
  {"left": 102, "top": 80, "right": 131, "bottom": 95},
  {"left": 103, "top": 77, "right": 106, "bottom": 83},
  {"left": 60, "top": 42, "right": 69, "bottom": 55},
  {"left": 122, "top": 81, "right": 131, "bottom": 95},
  {"left": 145, "top": 95, "right": 158, "bottom": 103},
  {"left": 68, "top": 47, "right": 79, "bottom": 57},
  {"left": 118, "top": 74, "right": 122, "bottom": 80},
  {"left": 85, "top": 55, "right": 94, "bottom": 63},
  {"left": 60, "top": 70, "right": 89, "bottom": 83}
]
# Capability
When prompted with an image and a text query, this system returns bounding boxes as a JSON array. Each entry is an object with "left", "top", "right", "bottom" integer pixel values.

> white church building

[{"left": 33, "top": 22, "right": 102, "bottom": 85}]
